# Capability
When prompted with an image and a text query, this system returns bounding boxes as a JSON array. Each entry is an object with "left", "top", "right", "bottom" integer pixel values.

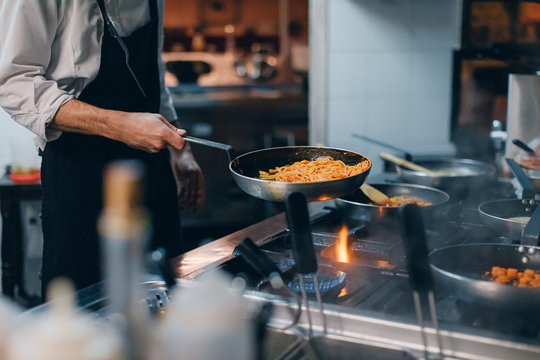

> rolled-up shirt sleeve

[{"left": 0, "top": 0, "right": 73, "bottom": 143}]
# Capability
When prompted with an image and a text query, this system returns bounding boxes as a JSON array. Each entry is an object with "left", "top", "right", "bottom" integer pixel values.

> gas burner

[{"left": 287, "top": 264, "right": 347, "bottom": 298}]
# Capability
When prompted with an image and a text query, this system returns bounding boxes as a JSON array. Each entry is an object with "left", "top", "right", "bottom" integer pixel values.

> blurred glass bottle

[{"left": 99, "top": 161, "right": 151, "bottom": 360}]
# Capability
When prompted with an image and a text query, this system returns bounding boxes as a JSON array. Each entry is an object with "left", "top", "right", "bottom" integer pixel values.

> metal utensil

[
  {"left": 285, "top": 191, "right": 327, "bottom": 336},
  {"left": 183, "top": 135, "right": 372, "bottom": 202},
  {"left": 400, "top": 204, "right": 443, "bottom": 360}
]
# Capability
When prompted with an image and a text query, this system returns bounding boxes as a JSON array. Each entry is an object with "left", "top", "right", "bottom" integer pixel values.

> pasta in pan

[{"left": 259, "top": 156, "right": 370, "bottom": 183}]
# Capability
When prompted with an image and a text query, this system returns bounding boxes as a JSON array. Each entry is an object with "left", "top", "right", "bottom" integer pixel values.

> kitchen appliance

[{"left": 202, "top": 171, "right": 540, "bottom": 350}]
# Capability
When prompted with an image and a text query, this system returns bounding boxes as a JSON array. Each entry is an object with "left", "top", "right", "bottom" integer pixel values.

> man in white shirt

[{"left": 0, "top": 0, "right": 205, "bottom": 294}]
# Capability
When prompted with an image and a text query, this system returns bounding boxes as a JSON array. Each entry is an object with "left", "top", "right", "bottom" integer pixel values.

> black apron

[{"left": 41, "top": 0, "right": 184, "bottom": 295}]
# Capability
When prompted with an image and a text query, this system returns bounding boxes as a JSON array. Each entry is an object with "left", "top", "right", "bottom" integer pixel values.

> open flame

[{"left": 336, "top": 225, "right": 349, "bottom": 263}]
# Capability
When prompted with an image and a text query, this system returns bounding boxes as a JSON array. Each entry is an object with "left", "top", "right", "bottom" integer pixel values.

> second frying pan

[{"left": 430, "top": 243, "right": 540, "bottom": 309}]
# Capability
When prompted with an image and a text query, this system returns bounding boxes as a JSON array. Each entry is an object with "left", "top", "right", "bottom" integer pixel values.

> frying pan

[
  {"left": 429, "top": 243, "right": 540, "bottom": 308},
  {"left": 478, "top": 158, "right": 538, "bottom": 240},
  {"left": 334, "top": 183, "right": 449, "bottom": 223},
  {"left": 183, "top": 136, "right": 371, "bottom": 202},
  {"left": 395, "top": 158, "right": 496, "bottom": 190},
  {"left": 351, "top": 134, "right": 496, "bottom": 190},
  {"left": 431, "top": 186, "right": 540, "bottom": 309}
]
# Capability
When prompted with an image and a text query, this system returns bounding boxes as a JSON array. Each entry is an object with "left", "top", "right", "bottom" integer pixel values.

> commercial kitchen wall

[{"left": 320, "top": 0, "right": 461, "bottom": 173}]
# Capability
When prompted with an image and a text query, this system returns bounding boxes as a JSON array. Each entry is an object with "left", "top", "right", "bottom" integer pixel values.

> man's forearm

[
  {"left": 49, "top": 99, "right": 185, "bottom": 153},
  {"left": 49, "top": 99, "right": 127, "bottom": 141}
]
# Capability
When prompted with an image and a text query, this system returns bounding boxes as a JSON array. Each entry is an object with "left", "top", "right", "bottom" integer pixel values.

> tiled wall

[{"left": 326, "top": 0, "right": 460, "bottom": 173}]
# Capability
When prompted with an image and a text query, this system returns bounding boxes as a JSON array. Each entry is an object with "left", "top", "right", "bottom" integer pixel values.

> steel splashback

[{"left": 505, "top": 74, "right": 540, "bottom": 161}]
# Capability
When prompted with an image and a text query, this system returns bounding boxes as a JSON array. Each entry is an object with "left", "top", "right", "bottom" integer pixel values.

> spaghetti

[{"left": 259, "top": 156, "right": 370, "bottom": 183}]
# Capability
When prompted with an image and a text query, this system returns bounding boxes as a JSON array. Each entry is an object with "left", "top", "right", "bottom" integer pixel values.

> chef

[{"left": 0, "top": 0, "right": 205, "bottom": 295}]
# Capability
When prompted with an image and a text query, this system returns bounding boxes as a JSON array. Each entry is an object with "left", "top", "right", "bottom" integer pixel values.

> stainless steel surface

[
  {"left": 230, "top": 146, "right": 371, "bottom": 202},
  {"left": 478, "top": 199, "right": 538, "bottom": 240},
  {"left": 396, "top": 159, "right": 496, "bottom": 190},
  {"left": 334, "top": 183, "right": 449, "bottom": 223},
  {"left": 171, "top": 178, "right": 540, "bottom": 359},
  {"left": 430, "top": 244, "right": 540, "bottom": 309},
  {"left": 246, "top": 292, "right": 540, "bottom": 360},
  {"left": 505, "top": 74, "right": 540, "bottom": 162}
]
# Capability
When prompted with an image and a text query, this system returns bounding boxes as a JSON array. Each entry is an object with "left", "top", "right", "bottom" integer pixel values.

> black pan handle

[
  {"left": 506, "top": 158, "right": 536, "bottom": 200},
  {"left": 149, "top": 247, "right": 177, "bottom": 289},
  {"left": 512, "top": 139, "right": 536, "bottom": 156},
  {"left": 400, "top": 204, "right": 433, "bottom": 292},
  {"left": 285, "top": 192, "right": 318, "bottom": 275},
  {"left": 521, "top": 205, "right": 540, "bottom": 246},
  {"left": 352, "top": 133, "right": 413, "bottom": 161},
  {"left": 234, "top": 238, "right": 283, "bottom": 278},
  {"left": 183, "top": 136, "right": 236, "bottom": 163}
]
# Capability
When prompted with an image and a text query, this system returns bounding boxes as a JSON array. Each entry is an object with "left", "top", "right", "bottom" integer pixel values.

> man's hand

[
  {"left": 169, "top": 143, "right": 205, "bottom": 212},
  {"left": 119, "top": 113, "right": 186, "bottom": 153}
]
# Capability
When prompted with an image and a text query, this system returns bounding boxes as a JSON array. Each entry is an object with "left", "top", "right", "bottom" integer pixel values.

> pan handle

[
  {"left": 183, "top": 136, "right": 236, "bottom": 163},
  {"left": 399, "top": 204, "right": 433, "bottom": 292},
  {"left": 505, "top": 158, "right": 536, "bottom": 199},
  {"left": 521, "top": 205, "right": 540, "bottom": 246},
  {"left": 285, "top": 192, "right": 318, "bottom": 275},
  {"left": 512, "top": 139, "right": 536, "bottom": 156},
  {"left": 352, "top": 133, "right": 413, "bottom": 161},
  {"left": 233, "top": 238, "right": 283, "bottom": 278}
]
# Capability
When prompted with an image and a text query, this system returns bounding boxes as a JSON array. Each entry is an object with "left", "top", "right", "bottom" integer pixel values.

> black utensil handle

[
  {"left": 506, "top": 158, "right": 536, "bottom": 200},
  {"left": 285, "top": 192, "right": 318, "bottom": 275},
  {"left": 150, "top": 247, "right": 177, "bottom": 289},
  {"left": 522, "top": 205, "right": 540, "bottom": 246},
  {"left": 512, "top": 139, "right": 536, "bottom": 155},
  {"left": 240, "top": 237, "right": 283, "bottom": 276},
  {"left": 399, "top": 204, "right": 433, "bottom": 292},
  {"left": 183, "top": 136, "right": 236, "bottom": 163},
  {"left": 233, "top": 238, "right": 282, "bottom": 278},
  {"left": 352, "top": 133, "right": 413, "bottom": 161}
]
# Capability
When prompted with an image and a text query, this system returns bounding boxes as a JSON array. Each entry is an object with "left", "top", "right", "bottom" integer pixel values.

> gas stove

[{"left": 216, "top": 176, "right": 540, "bottom": 343}]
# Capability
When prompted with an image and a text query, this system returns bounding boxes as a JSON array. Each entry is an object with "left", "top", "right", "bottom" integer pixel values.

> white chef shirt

[{"left": 0, "top": 0, "right": 177, "bottom": 150}]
